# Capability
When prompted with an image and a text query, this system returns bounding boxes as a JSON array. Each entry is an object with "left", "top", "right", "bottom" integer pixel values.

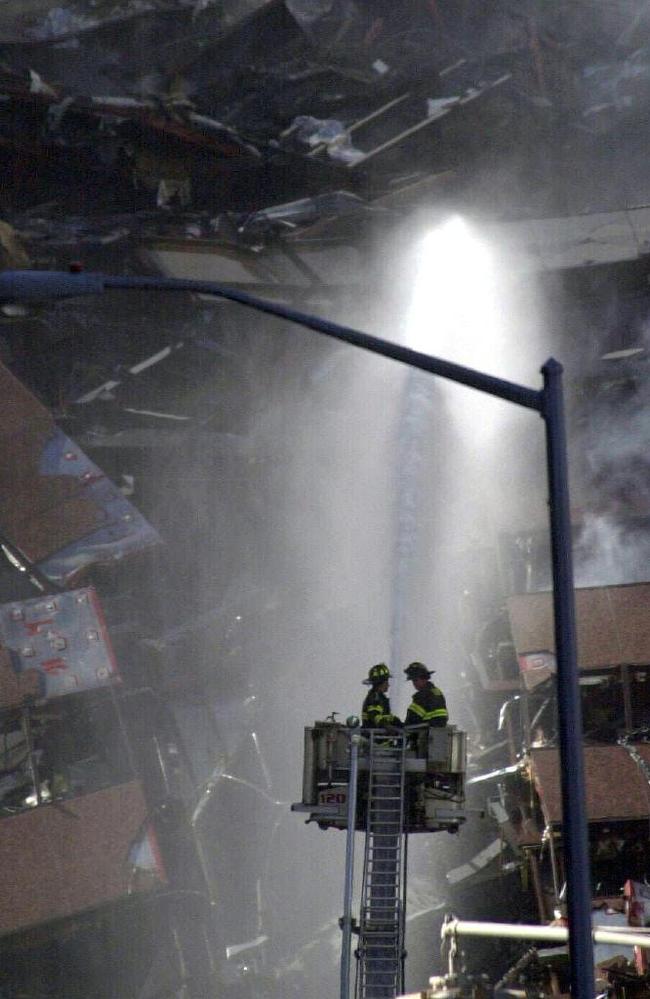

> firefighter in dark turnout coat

[
  {"left": 403, "top": 662, "right": 448, "bottom": 727},
  {"left": 361, "top": 664, "right": 402, "bottom": 729}
]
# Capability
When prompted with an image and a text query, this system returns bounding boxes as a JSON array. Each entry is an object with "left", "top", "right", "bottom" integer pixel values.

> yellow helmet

[{"left": 363, "top": 663, "right": 392, "bottom": 685}]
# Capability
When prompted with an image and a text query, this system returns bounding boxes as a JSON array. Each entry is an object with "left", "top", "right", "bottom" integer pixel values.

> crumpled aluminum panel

[
  {"left": 35, "top": 426, "right": 161, "bottom": 586},
  {"left": 0, "top": 586, "right": 119, "bottom": 700}
]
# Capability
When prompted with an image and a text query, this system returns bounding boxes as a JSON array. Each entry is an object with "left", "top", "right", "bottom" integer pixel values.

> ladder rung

[
  {"left": 361, "top": 949, "right": 399, "bottom": 954},
  {"left": 361, "top": 933, "right": 399, "bottom": 940},
  {"left": 362, "top": 964, "right": 400, "bottom": 968},
  {"left": 360, "top": 954, "right": 399, "bottom": 959},
  {"left": 359, "top": 956, "right": 399, "bottom": 963},
  {"left": 362, "top": 941, "right": 399, "bottom": 946},
  {"left": 362, "top": 956, "right": 399, "bottom": 962}
]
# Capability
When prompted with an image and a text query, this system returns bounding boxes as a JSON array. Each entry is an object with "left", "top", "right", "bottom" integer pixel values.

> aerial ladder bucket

[{"left": 292, "top": 720, "right": 467, "bottom": 999}]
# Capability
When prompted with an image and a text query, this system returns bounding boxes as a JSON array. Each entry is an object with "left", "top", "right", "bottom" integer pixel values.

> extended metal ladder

[{"left": 356, "top": 731, "right": 408, "bottom": 999}]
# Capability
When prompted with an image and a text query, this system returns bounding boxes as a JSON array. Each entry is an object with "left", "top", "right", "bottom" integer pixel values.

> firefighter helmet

[
  {"left": 404, "top": 661, "right": 434, "bottom": 681},
  {"left": 363, "top": 663, "right": 392, "bottom": 685}
]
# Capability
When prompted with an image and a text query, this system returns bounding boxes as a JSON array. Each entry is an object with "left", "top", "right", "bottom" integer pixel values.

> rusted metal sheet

[
  {"left": 0, "top": 363, "right": 103, "bottom": 562},
  {"left": 530, "top": 745, "right": 650, "bottom": 825},
  {"left": 0, "top": 781, "right": 164, "bottom": 937},
  {"left": 0, "top": 647, "right": 40, "bottom": 709},
  {"left": 0, "top": 362, "right": 160, "bottom": 585},
  {"left": 508, "top": 583, "right": 650, "bottom": 688}
]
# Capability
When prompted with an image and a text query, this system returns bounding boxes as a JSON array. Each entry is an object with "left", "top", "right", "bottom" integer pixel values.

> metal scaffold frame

[{"left": 0, "top": 268, "right": 595, "bottom": 999}]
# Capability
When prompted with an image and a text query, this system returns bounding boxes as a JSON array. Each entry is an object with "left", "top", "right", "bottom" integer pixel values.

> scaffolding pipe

[{"left": 442, "top": 918, "right": 650, "bottom": 950}]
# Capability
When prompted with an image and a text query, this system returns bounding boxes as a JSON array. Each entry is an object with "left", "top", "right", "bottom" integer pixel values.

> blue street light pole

[
  {"left": 542, "top": 359, "right": 594, "bottom": 998},
  {"left": 0, "top": 270, "right": 594, "bottom": 998},
  {"left": 341, "top": 733, "right": 361, "bottom": 999}
]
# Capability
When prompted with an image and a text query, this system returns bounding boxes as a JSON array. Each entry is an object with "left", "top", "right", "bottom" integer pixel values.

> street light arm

[
  {"left": 0, "top": 270, "right": 542, "bottom": 412},
  {"left": 0, "top": 270, "right": 107, "bottom": 300}
]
